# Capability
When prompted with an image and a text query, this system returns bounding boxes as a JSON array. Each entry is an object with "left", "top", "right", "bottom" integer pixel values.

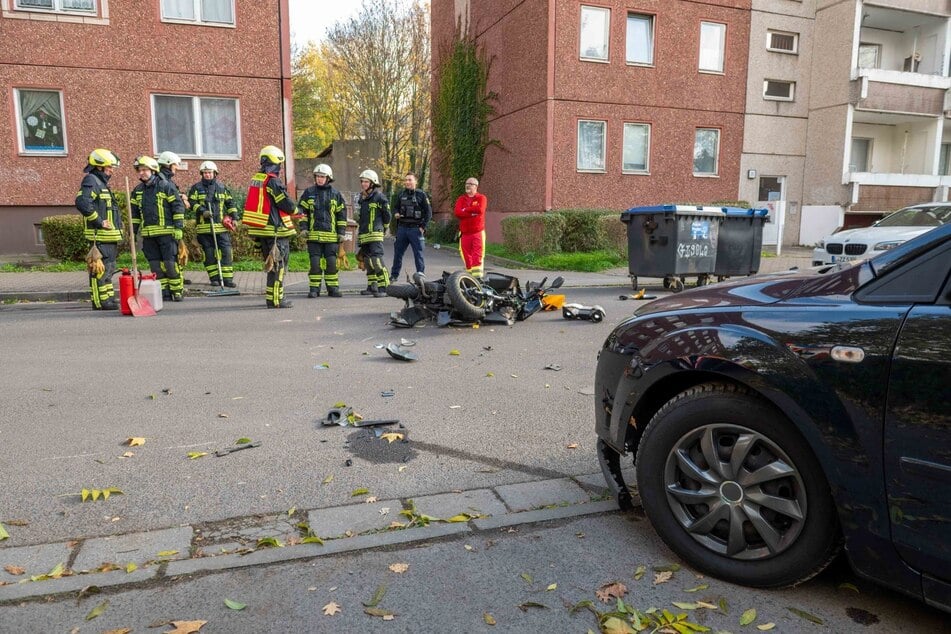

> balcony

[{"left": 847, "top": 112, "right": 951, "bottom": 189}]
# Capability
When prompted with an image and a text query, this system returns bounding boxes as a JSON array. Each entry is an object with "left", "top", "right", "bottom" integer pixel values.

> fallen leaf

[
  {"left": 697, "top": 601, "right": 719, "bottom": 610},
  {"left": 483, "top": 612, "right": 496, "bottom": 626},
  {"left": 685, "top": 583, "right": 709, "bottom": 592},
  {"left": 256, "top": 537, "right": 283, "bottom": 548},
  {"left": 4, "top": 565, "right": 25, "bottom": 575},
  {"left": 103, "top": 629, "right": 132, "bottom": 634},
  {"left": 364, "top": 607, "right": 397, "bottom": 619},
  {"left": 121, "top": 451, "right": 135, "bottom": 458},
  {"left": 217, "top": 413, "right": 229, "bottom": 418},
  {"left": 653, "top": 571, "right": 673, "bottom": 585},
  {"left": 156, "top": 550, "right": 179, "bottom": 558},
  {"left": 365, "top": 496, "right": 378, "bottom": 504},
  {"left": 633, "top": 565, "right": 646, "bottom": 580},
  {"left": 322, "top": 474, "right": 334, "bottom": 484},
  {"left": 187, "top": 452, "right": 208, "bottom": 460},
  {"left": 520, "top": 572, "right": 533, "bottom": 584},
  {"left": 363, "top": 585, "right": 387, "bottom": 607},
  {"left": 787, "top": 606, "right": 824, "bottom": 624},
  {"left": 125, "top": 562, "right": 137, "bottom": 573},
  {"left": 380, "top": 432, "right": 404, "bottom": 443},
  {"left": 84, "top": 599, "right": 108, "bottom": 620},
  {"left": 322, "top": 602, "right": 341, "bottom": 616},
  {"left": 566, "top": 443, "right": 578, "bottom": 449},
  {"left": 510, "top": 374, "right": 518, "bottom": 378},
  {"left": 4, "top": 519, "right": 28, "bottom": 527},
  {"left": 596, "top": 581, "right": 628, "bottom": 602},
  {"left": 388, "top": 563, "right": 409, "bottom": 574},
  {"left": 740, "top": 608, "right": 757, "bottom": 626},
  {"left": 398, "top": 466, "right": 407, "bottom": 472},
  {"left": 389, "top": 521, "right": 405, "bottom": 528},
  {"left": 652, "top": 563, "right": 681, "bottom": 572},
  {"left": 837, "top": 582, "right": 859, "bottom": 593},
  {"left": 546, "top": 583, "right": 557, "bottom": 591},
  {"left": 485, "top": 372, "right": 494, "bottom": 377},
  {"left": 601, "top": 616, "right": 637, "bottom": 634},
  {"left": 379, "top": 507, "right": 390, "bottom": 516},
  {"left": 235, "top": 437, "right": 252, "bottom": 444},
  {"left": 164, "top": 620, "right": 207, "bottom": 633},
  {"left": 672, "top": 601, "right": 699, "bottom": 610},
  {"left": 449, "top": 349, "right": 460, "bottom": 356},
  {"left": 517, "top": 602, "right": 547, "bottom": 612},
  {"left": 757, "top": 624, "right": 776, "bottom": 631},
  {"left": 224, "top": 598, "right": 247, "bottom": 610},
  {"left": 464, "top": 544, "right": 474, "bottom": 551},
  {"left": 351, "top": 488, "right": 369, "bottom": 497},
  {"left": 449, "top": 405, "right": 462, "bottom": 409}
]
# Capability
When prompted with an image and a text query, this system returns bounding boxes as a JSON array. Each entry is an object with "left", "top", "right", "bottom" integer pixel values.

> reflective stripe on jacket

[
  {"left": 130, "top": 175, "right": 184, "bottom": 237},
  {"left": 188, "top": 179, "right": 237, "bottom": 235},
  {"left": 75, "top": 169, "right": 122, "bottom": 242},
  {"left": 298, "top": 184, "right": 347, "bottom": 242},
  {"left": 357, "top": 189, "right": 390, "bottom": 245}
]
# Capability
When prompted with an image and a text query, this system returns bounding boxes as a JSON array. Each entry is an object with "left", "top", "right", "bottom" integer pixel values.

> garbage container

[
  {"left": 620, "top": 205, "right": 724, "bottom": 292},
  {"left": 713, "top": 207, "right": 769, "bottom": 279}
]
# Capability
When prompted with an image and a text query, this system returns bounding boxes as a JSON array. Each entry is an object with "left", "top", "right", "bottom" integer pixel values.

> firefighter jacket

[
  {"left": 298, "top": 184, "right": 347, "bottom": 243},
  {"left": 75, "top": 167, "right": 122, "bottom": 242},
  {"left": 245, "top": 166, "right": 298, "bottom": 239},
  {"left": 130, "top": 174, "right": 185, "bottom": 238},
  {"left": 188, "top": 178, "right": 237, "bottom": 235},
  {"left": 395, "top": 188, "right": 432, "bottom": 228},
  {"left": 356, "top": 188, "right": 390, "bottom": 245}
]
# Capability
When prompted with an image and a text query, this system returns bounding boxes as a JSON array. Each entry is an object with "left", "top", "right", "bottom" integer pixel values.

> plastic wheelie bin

[
  {"left": 620, "top": 205, "right": 724, "bottom": 292},
  {"left": 713, "top": 207, "right": 769, "bottom": 280}
]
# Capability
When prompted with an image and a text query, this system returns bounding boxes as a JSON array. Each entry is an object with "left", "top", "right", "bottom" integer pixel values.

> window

[
  {"left": 577, "top": 120, "right": 606, "bottom": 172},
  {"left": 152, "top": 95, "right": 240, "bottom": 158},
  {"left": 13, "top": 89, "right": 67, "bottom": 155},
  {"left": 858, "top": 43, "right": 881, "bottom": 69},
  {"left": 766, "top": 30, "right": 798, "bottom": 54},
  {"left": 622, "top": 123, "right": 650, "bottom": 172},
  {"left": 161, "top": 0, "right": 234, "bottom": 25},
  {"left": 850, "top": 138, "right": 871, "bottom": 172},
  {"left": 626, "top": 14, "right": 654, "bottom": 65},
  {"left": 938, "top": 143, "right": 950, "bottom": 176},
  {"left": 699, "top": 22, "right": 726, "bottom": 73},
  {"left": 763, "top": 80, "right": 795, "bottom": 101},
  {"left": 580, "top": 6, "right": 610, "bottom": 61},
  {"left": 15, "top": 0, "right": 95, "bottom": 12},
  {"left": 693, "top": 128, "right": 719, "bottom": 175}
]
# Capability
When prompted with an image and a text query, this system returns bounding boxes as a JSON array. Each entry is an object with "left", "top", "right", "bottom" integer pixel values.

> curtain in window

[
  {"left": 699, "top": 23, "right": 725, "bottom": 72},
  {"left": 18, "top": 0, "right": 54, "bottom": 8},
  {"left": 155, "top": 96, "right": 196, "bottom": 155},
  {"left": 578, "top": 121, "right": 605, "bottom": 171},
  {"left": 201, "top": 0, "right": 233, "bottom": 23},
  {"left": 694, "top": 129, "right": 718, "bottom": 174},
  {"left": 580, "top": 8, "right": 608, "bottom": 60},
  {"left": 200, "top": 98, "right": 238, "bottom": 156},
  {"left": 623, "top": 124, "right": 648, "bottom": 171},
  {"left": 162, "top": 0, "right": 194, "bottom": 20},
  {"left": 18, "top": 89, "right": 65, "bottom": 151},
  {"left": 626, "top": 15, "right": 652, "bottom": 64},
  {"left": 62, "top": 0, "right": 95, "bottom": 10}
]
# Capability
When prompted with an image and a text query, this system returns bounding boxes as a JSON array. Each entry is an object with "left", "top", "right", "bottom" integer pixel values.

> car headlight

[{"left": 873, "top": 241, "right": 902, "bottom": 251}]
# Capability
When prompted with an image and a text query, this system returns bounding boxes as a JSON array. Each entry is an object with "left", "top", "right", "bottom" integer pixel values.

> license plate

[{"left": 832, "top": 255, "right": 856, "bottom": 263}]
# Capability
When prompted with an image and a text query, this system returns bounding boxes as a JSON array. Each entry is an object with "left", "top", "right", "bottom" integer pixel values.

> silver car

[{"left": 812, "top": 202, "right": 951, "bottom": 265}]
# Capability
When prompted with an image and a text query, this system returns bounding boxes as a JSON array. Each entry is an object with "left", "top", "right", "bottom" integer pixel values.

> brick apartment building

[
  {"left": 431, "top": 0, "right": 752, "bottom": 241},
  {"left": 0, "top": 0, "right": 294, "bottom": 255}
]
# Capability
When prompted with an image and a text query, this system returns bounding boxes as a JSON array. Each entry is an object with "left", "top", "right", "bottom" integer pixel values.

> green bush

[
  {"left": 501, "top": 213, "right": 565, "bottom": 256},
  {"left": 426, "top": 214, "right": 460, "bottom": 244},
  {"left": 42, "top": 215, "right": 87, "bottom": 261},
  {"left": 599, "top": 214, "right": 627, "bottom": 257},
  {"left": 557, "top": 209, "right": 615, "bottom": 252}
]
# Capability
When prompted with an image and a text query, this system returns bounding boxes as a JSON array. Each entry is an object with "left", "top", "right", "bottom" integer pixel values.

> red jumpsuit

[{"left": 454, "top": 193, "right": 487, "bottom": 278}]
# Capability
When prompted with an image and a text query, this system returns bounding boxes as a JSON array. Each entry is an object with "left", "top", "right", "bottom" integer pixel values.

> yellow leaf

[
  {"left": 740, "top": 608, "right": 757, "bottom": 626},
  {"left": 0, "top": 522, "right": 8, "bottom": 541},
  {"left": 486, "top": 372, "right": 494, "bottom": 377},
  {"left": 165, "top": 621, "right": 207, "bottom": 634},
  {"left": 156, "top": 550, "right": 179, "bottom": 557},
  {"left": 757, "top": 624, "right": 776, "bottom": 631},
  {"left": 81, "top": 489, "right": 90, "bottom": 502},
  {"left": 322, "top": 474, "right": 334, "bottom": 484},
  {"left": 483, "top": 612, "right": 496, "bottom": 626},
  {"left": 380, "top": 432, "right": 404, "bottom": 443},
  {"left": 389, "top": 521, "right": 405, "bottom": 528},
  {"left": 546, "top": 583, "right": 557, "bottom": 591},
  {"left": 91, "top": 489, "right": 101, "bottom": 502},
  {"left": 125, "top": 437, "right": 145, "bottom": 447},
  {"left": 125, "top": 562, "right": 137, "bottom": 573},
  {"left": 322, "top": 601, "right": 342, "bottom": 616},
  {"left": 187, "top": 452, "right": 208, "bottom": 459},
  {"left": 84, "top": 599, "right": 108, "bottom": 620},
  {"left": 446, "top": 513, "right": 474, "bottom": 523},
  {"left": 351, "top": 488, "right": 369, "bottom": 496},
  {"left": 602, "top": 616, "right": 637, "bottom": 634},
  {"left": 398, "top": 466, "right": 407, "bottom": 472},
  {"left": 388, "top": 563, "right": 409, "bottom": 574},
  {"left": 449, "top": 349, "right": 460, "bottom": 356}
]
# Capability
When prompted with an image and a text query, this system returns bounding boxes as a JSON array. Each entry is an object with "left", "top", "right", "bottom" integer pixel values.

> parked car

[
  {"left": 812, "top": 201, "right": 951, "bottom": 265},
  {"left": 595, "top": 224, "right": 951, "bottom": 609}
]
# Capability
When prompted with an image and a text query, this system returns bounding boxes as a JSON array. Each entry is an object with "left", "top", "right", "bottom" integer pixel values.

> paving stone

[
  {"left": 308, "top": 500, "right": 401, "bottom": 539},
  {"left": 72, "top": 526, "right": 194, "bottom": 571},
  {"left": 410, "top": 489, "right": 507, "bottom": 520},
  {"left": 0, "top": 542, "right": 73, "bottom": 582},
  {"left": 494, "top": 478, "right": 590, "bottom": 512},
  {"left": 472, "top": 499, "right": 620, "bottom": 531},
  {"left": 0, "top": 566, "right": 157, "bottom": 602},
  {"left": 574, "top": 469, "right": 636, "bottom": 495}
]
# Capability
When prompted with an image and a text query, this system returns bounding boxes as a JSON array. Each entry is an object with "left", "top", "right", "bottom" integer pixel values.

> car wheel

[
  {"left": 634, "top": 382, "right": 840, "bottom": 588},
  {"left": 445, "top": 271, "right": 486, "bottom": 321}
]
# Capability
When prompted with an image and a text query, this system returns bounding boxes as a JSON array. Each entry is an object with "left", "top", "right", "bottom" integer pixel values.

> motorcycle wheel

[
  {"left": 385, "top": 283, "right": 420, "bottom": 300},
  {"left": 446, "top": 271, "right": 487, "bottom": 321}
]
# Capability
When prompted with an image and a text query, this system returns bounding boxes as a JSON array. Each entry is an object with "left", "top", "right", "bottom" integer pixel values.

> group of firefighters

[{"left": 75, "top": 145, "right": 487, "bottom": 310}]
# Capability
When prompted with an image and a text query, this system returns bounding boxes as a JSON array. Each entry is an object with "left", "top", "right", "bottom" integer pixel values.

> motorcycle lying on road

[{"left": 386, "top": 270, "right": 564, "bottom": 328}]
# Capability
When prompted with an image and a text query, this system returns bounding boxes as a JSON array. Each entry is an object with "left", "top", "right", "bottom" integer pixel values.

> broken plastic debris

[
  {"left": 544, "top": 364, "right": 562, "bottom": 371},
  {"left": 399, "top": 338, "right": 416, "bottom": 347},
  {"left": 381, "top": 390, "right": 395, "bottom": 397},
  {"left": 385, "top": 343, "right": 418, "bottom": 362}
]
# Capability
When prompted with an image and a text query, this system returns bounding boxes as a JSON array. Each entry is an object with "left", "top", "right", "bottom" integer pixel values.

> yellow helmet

[
  {"left": 133, "top": 155, "right": 160, "bottom": 172},
  {"left": 259, "top": 145, "right": 285, "bottom": 165},
  {"left": 88, "top": 148, "right": 120, "bottom": 168}
]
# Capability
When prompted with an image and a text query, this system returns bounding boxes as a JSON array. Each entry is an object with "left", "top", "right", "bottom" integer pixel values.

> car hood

[
  {"left": 824, "top": 225, "right": 930, "bottom": 245},
  {"left": 632, "top": 266, "right": 865, "bottom": 318}
]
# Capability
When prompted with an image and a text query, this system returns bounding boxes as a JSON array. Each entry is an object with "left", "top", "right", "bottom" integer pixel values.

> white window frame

[
  {"left": 577, "top": 119, "right": 607, "bottom": 173},
  {"left": 850, "top": 137, "right": 872, "bottom": 172},
  {"left": 940, "top": 143, "right": 951, "bottom": 176},
  {"left": 626, "top": 13, "right": 654, "bottom": 65},
  {"left": 766, "top": 30, "right": 798, "bottom": 54},
  {"left": 160, "top": 0, "right": 235, "bottom": 26},
  {"left": 693, "top": 128, "right": 720, "bottom": 177},
  {"left": 622, "top": 122, "right": 650, "bottom": 173},
  {"left": 763, "top": 79, "right": 796, "bottom": 101},
  {"left": 150, "top": 94, "right": 241, "bottom": 160},
  {"left": 579, "top": 5, "right": 610, "bottom": 62},
  {"left": 13, "top": 88, "right": 68, "bottom": 156},
  {"left": 698, "top": 21, "right": 726, "bottom": 73},
  {"left": 14, "top": 0, "right": 96, "bottom": 14}
]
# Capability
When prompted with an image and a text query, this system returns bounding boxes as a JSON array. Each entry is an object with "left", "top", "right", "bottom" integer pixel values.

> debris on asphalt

[
  {"left": 544, "top": 363, "right": 562, "bottom": 371},
  {"left": 215, "top": 440, "right": 261, "bottom": 457},
  {"left": 381, "top": 389, "right": 395, "bottom": 397},
  {"left": 399, "top": 338, "right": 416, "bottom": 347},
  {"left": 385, "top": 343, "right": 418, "bottom": 361},
  {"left": 321, "top": 406, "right": 398, "bottom": 428},
  {"left": 345, "top": 459, "right": 353, "bottom": 467}
]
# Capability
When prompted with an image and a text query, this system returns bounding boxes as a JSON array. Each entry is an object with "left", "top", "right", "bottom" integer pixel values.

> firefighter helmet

[
  {"left": 359, "top": 169, "right": 380, "bottom": 186},
  {"left": 259, "top": 145, "right": 285, "bottom": 165},
  {"left": 133, "top": 155, "right": 160, "bottom": 172},
  {"left": 313, "top": 163, "right": 334, "bottom": 182},
  {"left": 199, "top": 160, "right": 218, "bottom": 173},
  {"left": 157, "top": 151, "right": 181, "bottom": 167},
  {"left": 88, "top": 148, "right": 120, "bottom": 168}
]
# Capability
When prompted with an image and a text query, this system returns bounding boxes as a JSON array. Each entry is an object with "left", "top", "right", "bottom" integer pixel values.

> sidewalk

[{"left": 0, "top": 241, "right": 813, "bottom": 303}]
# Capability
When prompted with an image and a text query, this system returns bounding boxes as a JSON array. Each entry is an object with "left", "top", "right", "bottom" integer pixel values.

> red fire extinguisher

[{"left": 119, "top": 268, "right": 134, "bottom": 316}]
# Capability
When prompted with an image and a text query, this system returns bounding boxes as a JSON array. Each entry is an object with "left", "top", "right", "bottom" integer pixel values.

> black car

[{"left": 595, "top": 224, "right": 950, "bottom": 610}]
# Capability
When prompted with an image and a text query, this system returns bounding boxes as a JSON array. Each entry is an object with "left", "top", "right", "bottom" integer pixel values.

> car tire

[
  {"left": 385, "top": 283, "right": 420, "bottom": 300},
  {"left": 634, "top": 382, "right": 840, "bottom": 588},
  {"left": 446, "top": 271, "right": 486, "bottom": 321}
]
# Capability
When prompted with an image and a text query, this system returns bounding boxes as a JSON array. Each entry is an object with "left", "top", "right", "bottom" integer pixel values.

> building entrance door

[{"left": 757, "top": 176, "right": 785, "bottom": 253}]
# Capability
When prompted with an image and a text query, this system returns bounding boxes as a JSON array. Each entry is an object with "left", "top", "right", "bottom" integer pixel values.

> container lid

[
  {"left": 140, "top": 272, "right": 158, "bottom": 280},
  {"left": 622, "top": 204, "right": 725, "bottom": 217},
  {"left": 722, "top": 207, "right": 770, "bottom": 217}
]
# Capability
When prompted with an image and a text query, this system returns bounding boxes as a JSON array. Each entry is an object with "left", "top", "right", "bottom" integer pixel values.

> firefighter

[
  {"left": 243, "top": 145, "right": 298, "bottom": 308},
  {"left": 454, "top": 177, "right": 487, "bottom": 278},
  {"left": 298, "top": 163, "right": 347, "bottom": 298},
  {"left": 355, "top": 169, "right": 390, "bottom": 297},
  {"left": 390, "top": 172, "right": 431, "bottom": 281},
  {"left": 157, "top": 150, "right": 193, "bottom": 284},
  {"left": 188, "top": 161, "right": 237, "bottom": 287},
  {"left": 75, "top": 148, "right": 122, "bottom": 310},
  {"left": 130, "top": 156, "right": 186, "bottom": 301}
]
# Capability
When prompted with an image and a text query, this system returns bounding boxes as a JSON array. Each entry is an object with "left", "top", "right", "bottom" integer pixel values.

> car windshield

[{"left": 876, "top": 205, "right": 951, "bottom": 227}]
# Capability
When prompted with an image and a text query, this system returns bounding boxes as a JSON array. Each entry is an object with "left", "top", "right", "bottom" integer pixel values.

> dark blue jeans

[{"left": 391, "top": 224, "right": 425, "bottom": 280}]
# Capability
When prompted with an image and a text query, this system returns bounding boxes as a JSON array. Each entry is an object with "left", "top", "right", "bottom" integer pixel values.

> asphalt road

[{"left": 0, "top": 288, "right": 945, "bottom": 631}]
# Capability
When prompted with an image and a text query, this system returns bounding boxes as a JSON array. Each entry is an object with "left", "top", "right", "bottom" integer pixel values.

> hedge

[
  {"left": 500, "top": 213, "right": 565, "bottom": 256},
  {"left": 558, "top": 209, "right": 616, "bottom": 252},
  {"left": 599, "top": 214, "right": 628, "bottom": 256}
]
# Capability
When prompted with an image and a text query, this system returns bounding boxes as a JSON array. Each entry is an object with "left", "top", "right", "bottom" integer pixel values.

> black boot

[
  {"left": 224, "top": 279, "right": 237, "bottom": 288},
  {"left": 268, "top": 299, "right": 294, "bottom": 309},
  {"left": 328, "top": 287, "right": 342, "bottom": 298},
  {"left": 101, "top": 298, "right": 119, "bottom": 310},
  {"left": 360, "top": 284, "right": 376, "bottom": 296},
  {"left": 308, "top": 287, "right": 321, "bottom": 298},
  {"left": 162, "top": 290, "right": 172, "bottom": 301},
  {"left": 373, "top": 286, "right": 387, "bottom": 298}
]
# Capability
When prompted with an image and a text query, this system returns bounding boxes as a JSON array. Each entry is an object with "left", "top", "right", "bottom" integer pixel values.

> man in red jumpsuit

[{"left": 454, "top": 177, "right": 487, "bottom": 278}]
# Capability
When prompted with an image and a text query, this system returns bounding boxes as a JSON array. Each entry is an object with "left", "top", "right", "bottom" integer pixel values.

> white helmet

[
  {"left": 157, "top": 151, "right": 182, "bottom": 167},
  {"left": 359, "top": 169, "right": 380, "bottom": 187},
  {"left": 199, "top": 160, "right": 218, "bottom": 173},
  {"left": 313, "top": 163, "right": 333, "bottom": 182}
]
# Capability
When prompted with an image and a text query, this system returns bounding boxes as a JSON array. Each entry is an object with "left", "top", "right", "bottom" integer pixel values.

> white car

[{"left": 812, "top": 202, "right": 951, "bottom": 265}]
